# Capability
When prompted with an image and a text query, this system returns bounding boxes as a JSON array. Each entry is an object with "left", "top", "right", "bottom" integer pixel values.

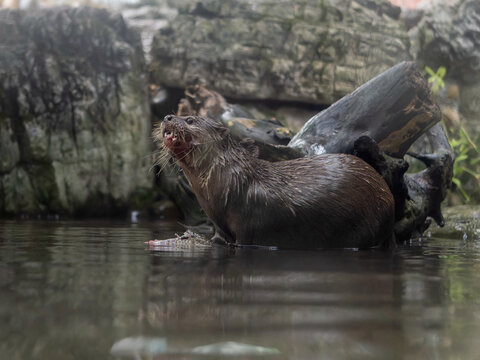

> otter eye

[{"left": 186, "top": 117, "right": 194, "bottom": 125}]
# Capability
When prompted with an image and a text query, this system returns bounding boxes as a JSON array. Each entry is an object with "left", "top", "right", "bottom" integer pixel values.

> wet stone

[{"left": 428, "top": 205, "right": 480, "bottom": 241}]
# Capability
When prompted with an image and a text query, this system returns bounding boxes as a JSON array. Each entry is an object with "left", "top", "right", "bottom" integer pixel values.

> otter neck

[{"left": 180, "top": 136, "right": 261, "bottom": 205}]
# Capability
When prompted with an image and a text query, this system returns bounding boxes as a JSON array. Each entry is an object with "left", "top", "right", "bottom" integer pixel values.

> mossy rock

[{"left": 0, "top": 7, "right": 153, "bottom": 216}]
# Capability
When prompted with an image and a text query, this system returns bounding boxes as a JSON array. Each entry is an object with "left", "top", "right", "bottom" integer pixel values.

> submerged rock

[
  {"left": 0, "top": 7, "right": 153, "bottom": 216},
  {"left": 429, "top": 205, "right": 480, "bottom": 240},
  {"left": 110, "top": 336, "right": 168, "bottom": 358},
  {"left": 110, "top": 336, "right": 280, "bottom": 358}
]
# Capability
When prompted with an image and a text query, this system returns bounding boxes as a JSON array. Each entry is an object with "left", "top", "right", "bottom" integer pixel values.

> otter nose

[{"left": 164, "top": 115, "right": 173, "bottom": 122}]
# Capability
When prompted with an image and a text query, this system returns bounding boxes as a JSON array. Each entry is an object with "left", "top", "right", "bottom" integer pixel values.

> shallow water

[{"left": 1, "top": 216, "right": 480, "bottom": 360}]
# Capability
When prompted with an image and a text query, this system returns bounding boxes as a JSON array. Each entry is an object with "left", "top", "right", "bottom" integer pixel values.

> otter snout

[
  {"left": 162, "top": 116, "right": 181, "bottom": 138},
  {"left": 162, "top": 122, "right": 179, "bottom": 147},
  {"left": 160, "top": 116, "right": 194, "bottom": 159}
]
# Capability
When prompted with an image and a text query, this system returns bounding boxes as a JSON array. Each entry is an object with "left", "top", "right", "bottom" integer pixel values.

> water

[{"left": 1, "top": 217, "right": 480, "bottom": 360}]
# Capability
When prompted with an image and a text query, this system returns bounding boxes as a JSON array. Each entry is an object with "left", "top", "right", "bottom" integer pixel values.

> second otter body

[{"left": 156, "top": 115, "right": 395, "bottom": 249}]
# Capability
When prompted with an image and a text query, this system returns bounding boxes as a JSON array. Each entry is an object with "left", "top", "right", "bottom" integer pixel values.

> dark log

[
  {"left": 289, "top": 61, "right": 442, "bottom": 158},
  {"left": 156, "top": 165, "right": 207, "bottom": 225},
  {"left": 177, "top": 79, "right": 294, "bottom": 147},
  {"left": 352, "top": 136, "right": 409, "bottom": 221},
  {"left": 395, "top": 124, "right": 455, "bottom": 240},
  {"left": 349, "top": 127, "right": 454, "bottom": 241},
  {"left": 254, "top": 142, "right": 304, "bottom": 162},
  {"left": 285, "top": 61, "right": 454, "bottom": 241}
]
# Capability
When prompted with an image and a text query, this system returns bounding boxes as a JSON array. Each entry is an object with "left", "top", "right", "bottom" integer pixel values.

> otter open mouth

[
  {"left": 163, "top": 130, "right": 177, "bottom": 144},
  {"left": 163, "top": 129, "right": 192, "bottom": 160}
]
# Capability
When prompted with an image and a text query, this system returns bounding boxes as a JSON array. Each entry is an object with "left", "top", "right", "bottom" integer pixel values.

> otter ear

[
  {"left": 239, "top": 138, "right": 260, "bottom": 158},
  {"left": 217, "top": 125, "right": 230, "bottom": 138}
]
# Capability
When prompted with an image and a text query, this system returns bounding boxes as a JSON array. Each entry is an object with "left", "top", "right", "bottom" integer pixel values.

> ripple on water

[{"left": 1, "top": 218, "right": 480, "bottom": 359}]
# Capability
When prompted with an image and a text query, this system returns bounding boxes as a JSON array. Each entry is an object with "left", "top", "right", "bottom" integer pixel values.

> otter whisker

[
  {"left": 191, "top": 138, "right": 221, "bottom": 146},
  {"left": 157, "top": 154, "right": 178, "bottom": 174}
]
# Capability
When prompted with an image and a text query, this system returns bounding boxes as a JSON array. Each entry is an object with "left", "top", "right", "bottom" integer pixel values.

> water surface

[{"left": 1, "top": 217, "right": 480, "bottom": 359}]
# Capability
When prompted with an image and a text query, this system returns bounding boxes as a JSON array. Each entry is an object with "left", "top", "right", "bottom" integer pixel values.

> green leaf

[
  {"left": 437, "top": 66, "right": 446, "bottom": 78},
  {"left": 470, "top": 157, "right": 480, "bottom": 165},
  {"left": 456, "top": 154, "right": 468, "bottom": 162},
  {"left": 450, "top": 138, "right": 462, "bottom": 148},
  {"left": 451, "top": 178, "right": 470, "bottom": 202},
  {"left": 452, "top": 177, "right": 461, "bottom": 187},
  {"left": 459, "top": 186, "right": 471, "bottom": 202},
  {"left": 425, "top": 66, "right": 435, "bottom": 76}
]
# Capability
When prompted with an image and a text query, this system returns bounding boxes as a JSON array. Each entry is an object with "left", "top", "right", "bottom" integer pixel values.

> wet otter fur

[{"left": 154, "top": 115, "right": 395, "bottom": 249}]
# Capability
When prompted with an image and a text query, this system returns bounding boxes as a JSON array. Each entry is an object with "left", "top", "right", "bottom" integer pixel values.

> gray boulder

[
  {"left": 414, "top": 0, "right": 480, "bottom": 83},
  {"left": 150, "top": 0, "right": 410, "bottom": 104},
  {"left": 0, "top": 7, "right": 153, "bottom": 216},
  {"left": 411, "top": 0, "right": 480, "bottom": 134}
]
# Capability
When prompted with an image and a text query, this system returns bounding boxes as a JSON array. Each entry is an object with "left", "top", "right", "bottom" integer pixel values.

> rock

[
  {"left": 401, "top": 8, "right": 424, "bottom": 30},
  {"left": 121, "top": 3, "right": 178, "bottom": 62},
  {"left": 151, "top": 199, "right": 179, "bottom": 220},
  {"left": 150, "top": 0, "right": 410, "bottom": 104},
  {"left": 408, "top": 0, "right": 480, "bottom": 138},
  {"left": 414, "top": 0, "right": 480, "bottom": 84},
  {"left": 0, "top": 7, "right": 153, "bottom": 216},
  {"left": 428, "top": 205, "right": 480, "bottom": 240}
]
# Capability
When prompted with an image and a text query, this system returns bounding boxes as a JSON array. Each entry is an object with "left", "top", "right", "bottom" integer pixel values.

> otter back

[{"left": 218, "top": 154, "right": 395, "bottom": 249}]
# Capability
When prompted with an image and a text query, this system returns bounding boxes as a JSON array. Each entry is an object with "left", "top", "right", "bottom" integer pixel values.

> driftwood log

[
  {"left": 157, "top": 61, "right": 454, "bottom": 242},
  {"left": 289, "top": 62, "right": 442, "bottom": 158}
]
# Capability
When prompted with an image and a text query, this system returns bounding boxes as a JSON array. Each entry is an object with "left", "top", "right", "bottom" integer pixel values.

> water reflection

[{"left": 1, "top": 220, "right": 480, "bottom": 359}]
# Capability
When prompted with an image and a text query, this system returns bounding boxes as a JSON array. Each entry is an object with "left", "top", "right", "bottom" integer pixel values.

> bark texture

[{"left": 289, "top": 62, "right": 442, "bottom": 158}]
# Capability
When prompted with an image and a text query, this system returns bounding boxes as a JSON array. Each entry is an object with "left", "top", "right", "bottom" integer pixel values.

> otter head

[{"left": 155, "top": 115, "right": 229, "bottom": 169}]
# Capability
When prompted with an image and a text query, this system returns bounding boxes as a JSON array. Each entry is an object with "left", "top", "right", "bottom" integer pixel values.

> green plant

[
  {"left": 425, "top": 66, "right": 446, "bottom": 94},
  {"left": 448, "top": 128, "right": 480, "bottom": 202},
  {"left": 425, "top": 65, "right": 480, "bottom": 202}
]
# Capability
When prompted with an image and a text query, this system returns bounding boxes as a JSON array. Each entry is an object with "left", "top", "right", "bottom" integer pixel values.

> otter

[{"left": 154, "top": 115, "right": 395, "bottom": 249}]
